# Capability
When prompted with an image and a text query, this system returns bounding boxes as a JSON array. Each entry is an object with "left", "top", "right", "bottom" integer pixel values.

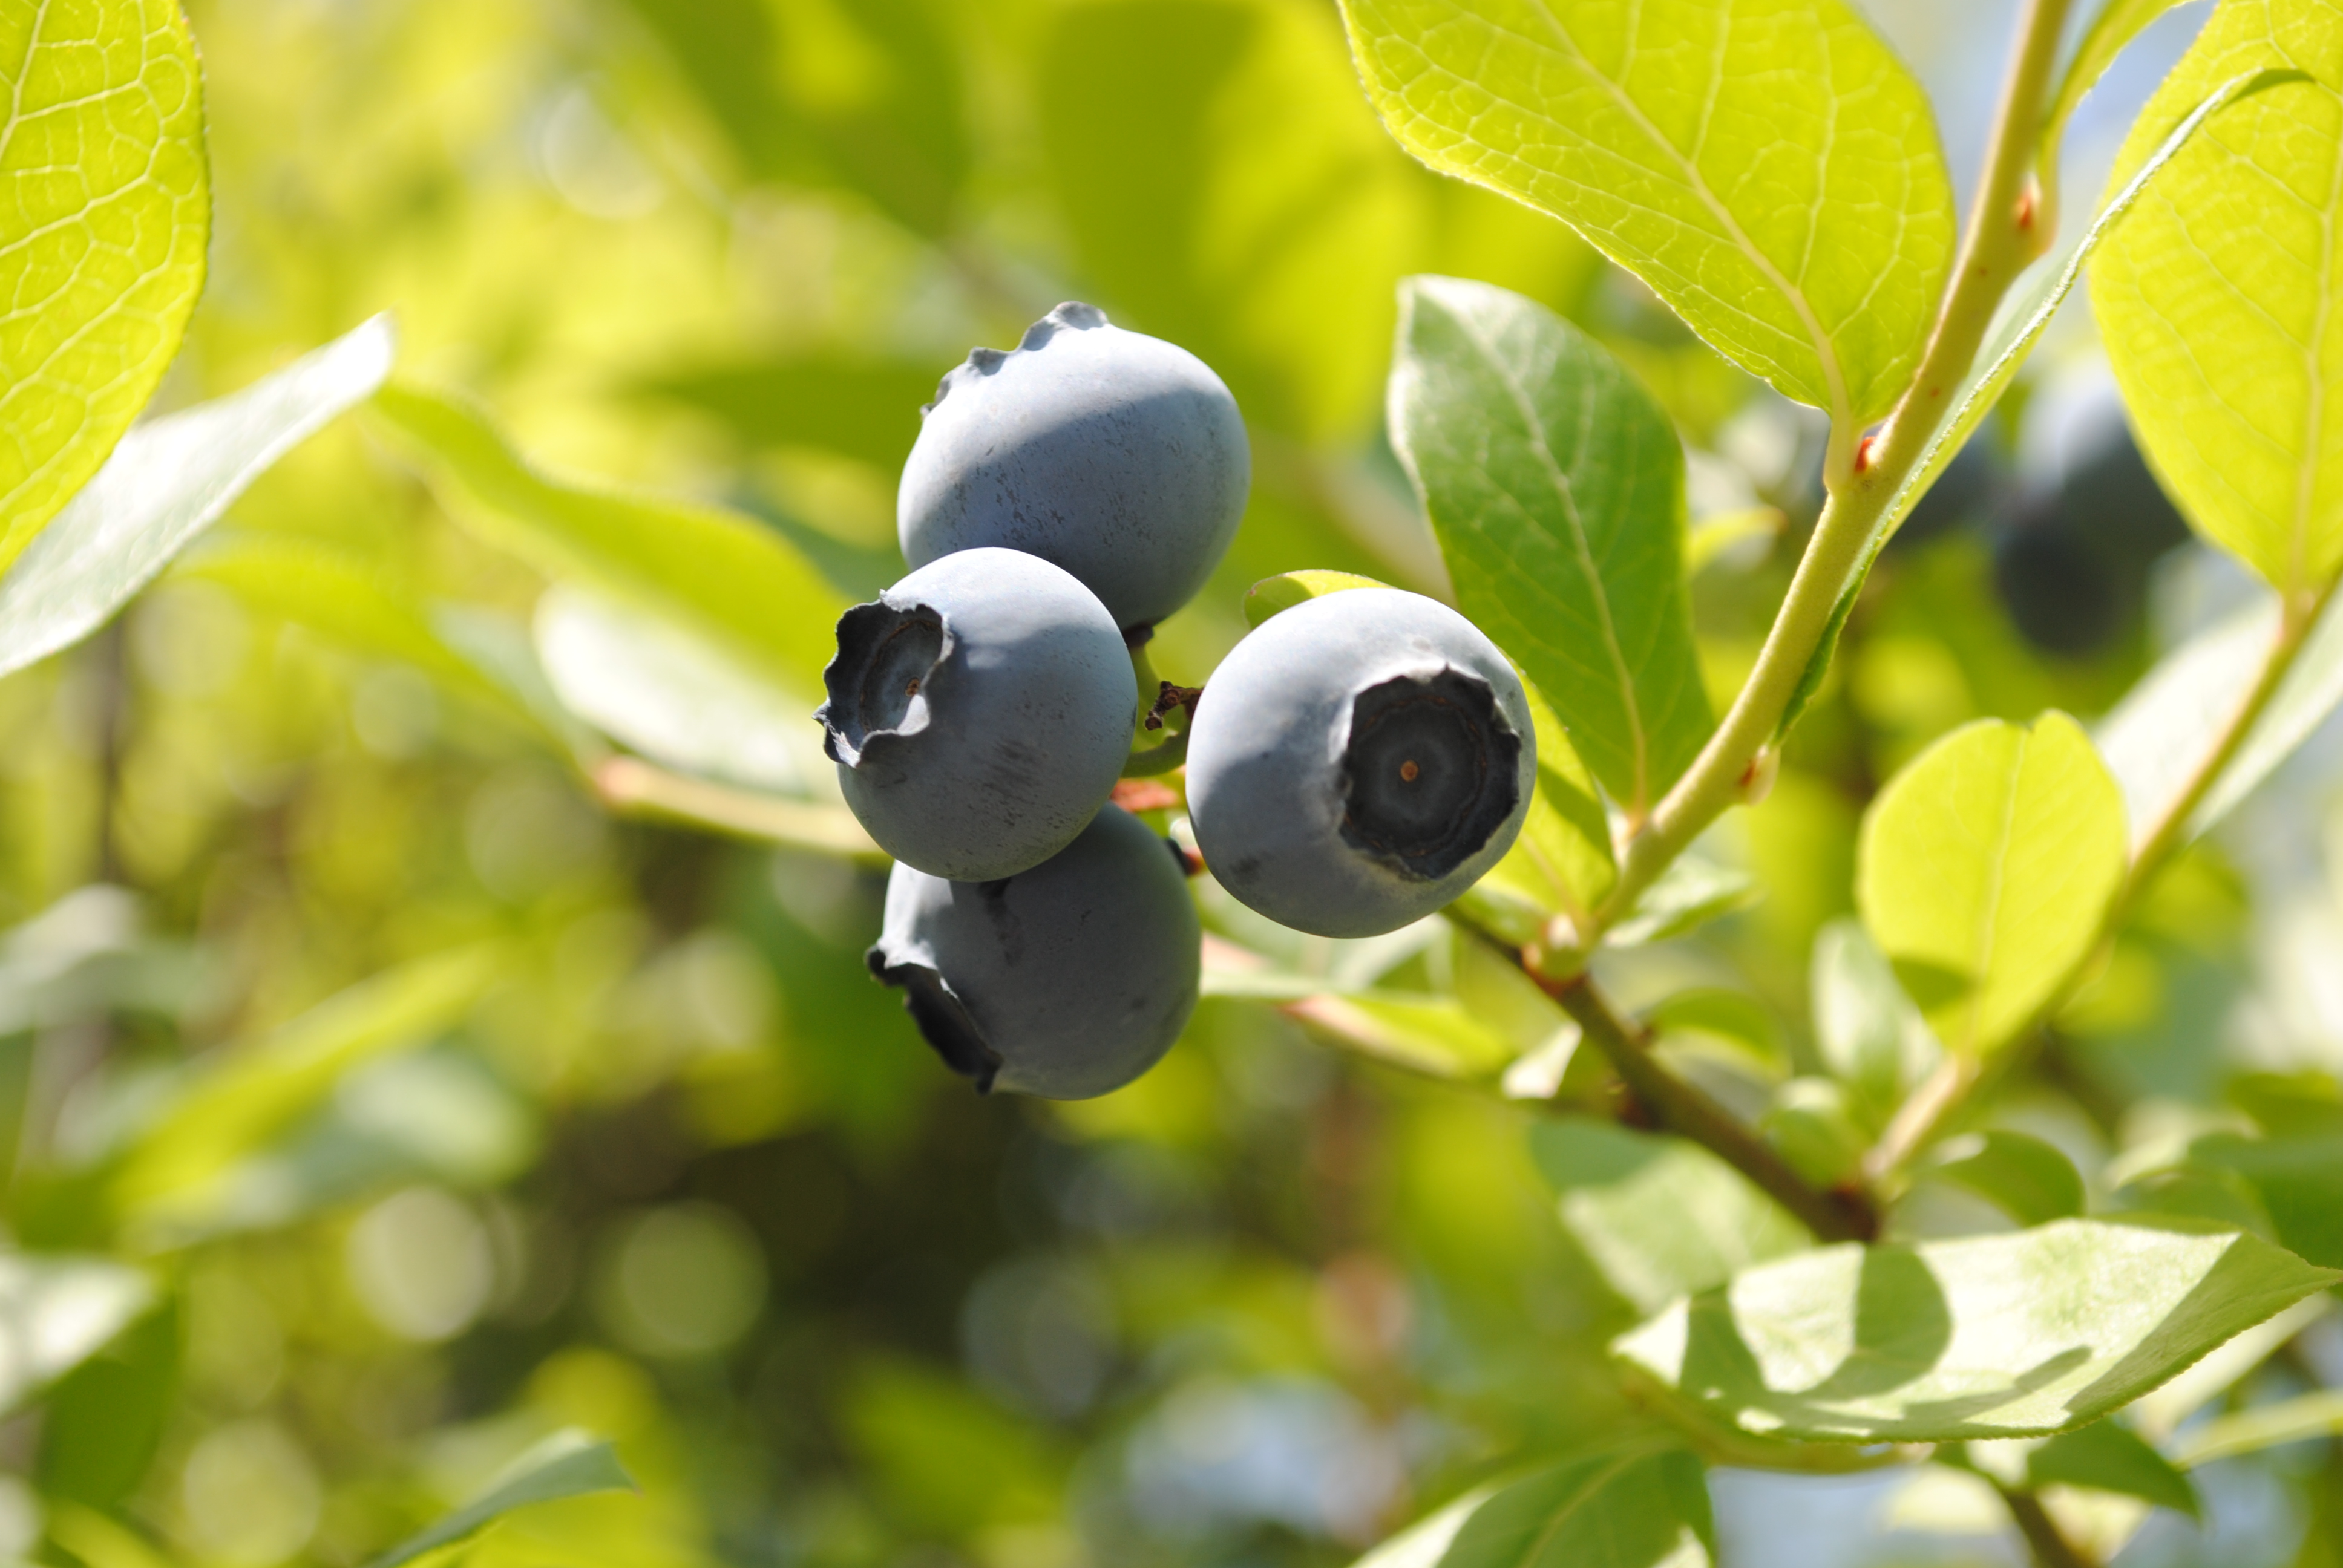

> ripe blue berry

[
  {"left": 869, "top": 805, "right": 1201, "bottom": 1099},
  {"left": 1185, "top": 588, "right": 1535, "bottom": 938},
  {"left": 899, "top": 302, "right": 1250, "bottom": 634},
  {"left": 817, "top": 547, "right": 1135, "bottom": 881}
]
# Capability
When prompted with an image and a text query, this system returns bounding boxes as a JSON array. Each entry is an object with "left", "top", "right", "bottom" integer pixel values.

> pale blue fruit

[
  {"left": 1185, "top": 588, "right": 1535, "bottom": 938},
  {"left": 818, "top": 547, "right": 1135, "bottom": 881},
  {"left": 899, "top": 302, "right": 1248, "bottom": 633},
  {"left": 869, "top": 806, "right": 1201, "bottom": 1099}
]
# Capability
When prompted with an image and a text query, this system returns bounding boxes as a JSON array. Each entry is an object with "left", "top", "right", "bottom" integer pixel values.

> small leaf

[
  {"left": 1922, "top": 1131, "right": 2088, "bottom": 1229},
  {"left": 1605, "top": 855, "right": 1756, "bottom": 948},
  {"left": 364, "top": 1431, "right": 636, "bottom": 1568},
  {"left": 1858, "top": 713, "right": 2126, "bottom": 1058},
  {"left": 2172, "top": 1387, "right": 2343, "bottom": 1468},
  {"left": 0, "top": 1252, "right": 151, "bottom": 1413},
  {"left": 2094, "top": 10, "right": 2343, "bottom": 594},
  {"left": 1453, "top": 673, "right": 1617, "bottom": 941},
  {"left": 1612, "top": 1218, "right": 2339, "bottom": 1443},
  {"left": 2040, "top": 2, "right": 2197, "bottom": 188},
  {"left": 1810, "top": 918, "right": 1937, "bottom": 1119},
  {"left": 1780, "top": 67, "right": 2302, "bottom": 737},
  {"left": 372, "top": 385, "right": 845, "bottom": 693},
  {"left": 1244, "top": 569, "right": 1393, "bottom": 627},
  {"left": 1391, "top": 275, "right": 1711, "bottom": 814},
  {"left": 0, "top": 0, "right": 210, "bottom": 567},
  {"left": 1532, "top": 1118, "right": 1808, "bottom": 1316},
  {"left": 1761, "top": 1079, "right": 1868, "bottom": 1190},
  {"left": 1282, "top": 992, "right": 1519, "bottom": 1083},
  {"left": 1343, "top": 0, "right": 1954, "bottom": 426},
  {"left": 2022, "top": 1420, "right": 2200, "bottom": 1518},
  {"left": 1355, "top": 1448, "right": 1714, "bottom": 1568},
  {"left": 0, "top": 318, "right": 396, "bottom": 681}
]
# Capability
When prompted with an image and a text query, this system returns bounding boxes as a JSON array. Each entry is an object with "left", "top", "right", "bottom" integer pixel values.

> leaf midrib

[
  {"left": 1449, "top": 305, "right": 1653, "bottom": 814},
  {"left": 1513, "top": 1453, "right": 1638, "bottom": 1567},
  {"left": 2290, "top": 80, "right": 2342, "bottom": 595},
  {"left": 1513, "top": 0, "right": 1855, "bottom": 428}
]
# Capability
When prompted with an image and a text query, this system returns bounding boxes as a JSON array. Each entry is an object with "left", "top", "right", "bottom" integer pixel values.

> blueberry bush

[{"left": 5, "top": 2, "right": 2343, "bottom": 1566}]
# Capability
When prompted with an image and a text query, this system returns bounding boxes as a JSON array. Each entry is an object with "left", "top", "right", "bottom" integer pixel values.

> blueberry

[
  {"left": 868, "top": 805, "right": 1201, "bottom": 1099},
  {"left": 817, "top": 547, "right": 1136, "bottom": 881},
  {"left": 1185, "top": 588, "right": 1536, "bottom": 938},
  {"left": 899, "top": 302, "right": 1250, "bottom": 634}
]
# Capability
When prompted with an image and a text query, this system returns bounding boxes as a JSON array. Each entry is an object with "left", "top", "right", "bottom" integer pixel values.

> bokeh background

[{"left": 6, "top": 2, "right": 2342, "bottom": 1566}]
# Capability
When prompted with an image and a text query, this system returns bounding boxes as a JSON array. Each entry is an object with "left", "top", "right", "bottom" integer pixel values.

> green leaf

[
  {"left": 1452, "top": 672, "right": 1617, "bottom": 941},
  {"left": 1280, "top": 991, "right": 1521, "bottom": 1083},
  {"left": 1391, "top": 275, "right": 1709, "bottom": 814},
  {"left": 2042, "top": 2, "right": 2197, "bottom": 189},
  {"left": 1244, "top": 569, "right": 1394, "bottom": 627},
  {"left": 2017, "top": 1420, "right": 2200, "bottom": 1518},
  {"left": 0, "top": 317, "right": 395, "bottom": 680},
  {"left": 1344, "top": 0, "right": 1954, "bottom": 425},
  {"left": 1809, "top": 917, "right": 1937, "bottom": 1120},
  {"left": 2190, "top": 1132, "right": 2343, "bottom": 1269},
  {"left": 2094, "top": 9, "right": 2343, "bottom": 595},
  {"left": 1760, "top": 1079, "right": 1868, "bottom": 1190},
  {"left": 1531, "top": 1117, "right": 1808, "bottom": 1316},
  {"left": 37, "top": 1298, "right": 179, "bottom": 1509},
  {"left": 2172, "top": 1387, "right": 2343, "bottom": 1467},
  {"left": 371, "top": 385, "right": 845, "bottom": 695},
  {"left": 1605, "top": 855, "right": 1756, "bottom": 948},
  {"left": 0, "top": 1252, "right": 151, "bottom": 1413},
  {"left": 363, "top": 1430, "right": 635, "bottom": 1568},
  {"left": 1355, "top": 1448, "right": 1714, "bottom": 1568},
  {"left": 2100, "top": 586, "right": 2343, "bottom": 850},
  {"left": 1780, "top": 67, "right": 2301, "bottom": 737},
  {"left": 1857, "top": 713, "right": 2126, "bottom": 1059},
  {"left": 0, "top": 0, "right": 209, "bottom": 568},
  {"left": 1921, "top": 1130, "right": 2089, "bottom": 1229},
  {"left": 643, "top": 354, "right": 945, "bottom": 473},
  {"left": 1611, "top": 1218, "right": 2340, "bottom": 1442},
  {"left": 109, "top": 946, "right": 501, "bottom": 1229}
]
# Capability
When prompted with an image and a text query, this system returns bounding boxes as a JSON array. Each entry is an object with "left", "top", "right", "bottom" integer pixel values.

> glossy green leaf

[
  {"left": 1605, "top": 855, "right": 1756, "bottom": 948},
  {"left": 1343, "top": 0, "right": 1953, "bottom": 425},
  {"left": 1532, "top": 1118, "right": 1807, "bottom": 1316},
  {"left": 2020, "top": 1420, "right": 2200, "bottom": 1518},
  {"left": 1612, "top": 1218, "right": 2339, "bottom": 1442},
  {"left": 1858, "top": 713, "right": 2126, "bottom": 1059},
  {"left": 372, "top": 385, "right": 845, "bottom": 694},
  {"left": 364, "top": 1431, "right": 635, "bottom": 1568},
  {"left": 2094, "top": 8, "right": 2343, "bottom": 594},
  {"left": 0, "top": 1252, "right": 151, "bottom": 1413},
  {"left": 110, "top": 946, "right": 501, "bottom": 1227},
  {"left": 2191, "top": 1132, "right": 2343, "bottom": 1268},
  {"left": 1243, "top": 569, "right": 1393, "bottom": 627},
  {"left": 0, "top": 318, "right": 398, "bottom": 680},
  {"left": 1922, "top": 1131, "right": 2088, "bottom": 1229},
  {"left": 1391, "top": 275, "right": 1709, "bottom": 814},
  {"left": 1453, "top": 673, "right": 1617, "bottom": 941},
  {"left": 535, "top": 583, "right": 823, "bottom": 795},
  {"left": 1782, "top": 68, "right": 2301, "bottom": 737},
  {"left": 1810, "top": 918, "right": 1937, "bottom": 1119},
  {"left": 0, "top": 0, "right": 209, "bottom": 568},
  {"left": 1355, "top": 1448, "right": 1714, "bottom": 1568}
]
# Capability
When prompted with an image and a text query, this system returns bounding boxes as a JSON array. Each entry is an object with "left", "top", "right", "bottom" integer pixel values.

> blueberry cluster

[{"left": 821, "top": 303, "right": 1535, "bottom": 1099}]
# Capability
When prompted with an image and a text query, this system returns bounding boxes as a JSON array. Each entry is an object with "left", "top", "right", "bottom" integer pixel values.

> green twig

[{"left": 1598, "top": 0, "right": 2077, "bottom": 929}]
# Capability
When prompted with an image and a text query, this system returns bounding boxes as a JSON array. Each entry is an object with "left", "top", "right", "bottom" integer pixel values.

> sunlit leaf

[
  {"left": 2041, "top": 2, "right": 2197, "bottom": 191},
  {"left": 364, "top": 1431, "right": 635, "bottom": 1568},
  {"left": 1243, "top": 568, "right": 1392, "bottom": 627},
  {"left": 2172, "top": 1387, "right": 2343, "bottom": 1467},
  {"left": 1605, "top": 855, "right": 1755, "bottom": 948},
  {"left": 1613, "top": 1218, "right": 2339, "bottom": 1442},
  {"left": 1760, "top": 1079, "right": 1867, "bottom": 1190},
  {"left": 1531, "top": 1117, "right": 1807, "bottom": 1316},
  {"left": 2017, "top": 1420, "right": 2200, "bottom": 1518},
  {"left": 0, "top": 0, "right": 209, "bottom": 567},
  {"left": 1343, "top": 0, "right": 1953, "bottom": 425},
  {"left": 1355, "top": 1448, "right": 1714, "bottom": 1568},
  {"left": 2190, "top": 1132, "right": 2343, "bottom": 1268},
  {"left": 371, "top": 385, "right": 845, "bottom": 694},
  {"left": 1858, "top": 713, "right": 2126, "bottom": 1058},
  {"left": 1282, "top": 991, "right": 1519, "bottom": 1082},
  {"left": 0, "top": 318, "right": 395, "bottom": 681},
  {"left": 1392, "top": 275, "right": 1709, "bottom": 814},
  {"left": 1452, "top": 673, "right": 1617, "bottom": 942},
  {"left": 2094, "top": 8, "right": 2343, "bottom": 594},
  {"left": 0, "top": 1252, "right": 150, "bottom": 1414},
  {"left": 1921, "top": 1130, "right": 2088, "bottom": 1229},
  {"left": 110, "top": 946, "right": 502, "bottom": 1228},
  {"left": 1809, "top": 918, "right": 1937, "bottom": 1120},
  {"left": 1782, "top": 68, "right": 2301, "bottom": 735}
]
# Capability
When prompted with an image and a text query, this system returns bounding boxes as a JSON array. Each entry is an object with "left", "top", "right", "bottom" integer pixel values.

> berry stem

[{"left": 1595, "top": 0, "right": 2076, "bottom": 932}]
